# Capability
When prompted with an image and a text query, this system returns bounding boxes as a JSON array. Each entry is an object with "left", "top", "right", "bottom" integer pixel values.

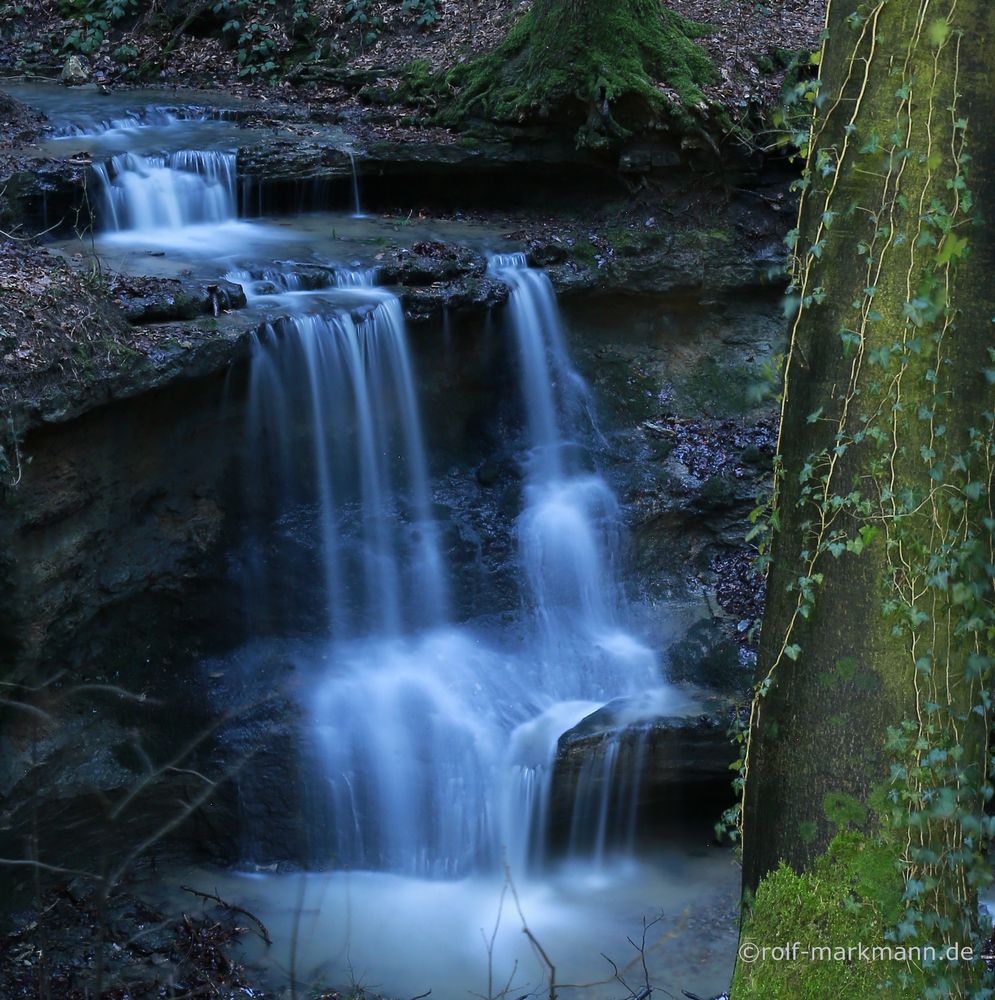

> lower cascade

[{"left": 237, "top": 255, "right": 668, "bottom": 879}]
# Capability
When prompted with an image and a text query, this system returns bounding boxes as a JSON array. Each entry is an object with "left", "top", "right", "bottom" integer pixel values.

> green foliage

[
  {"left": 401, "top": 0, "right": 439, "bottom": 30},
  {"left": 211, "top": 0, "right": 282, "bottom": 77},
  {"left": 60, "top": 0, "right": 137, "bottom": 56},
  {"left": 343, "top": 0, "right": 382, "bottom": 47},
  {"left": 441, "top": 0, "right": 718, "bottom": 145},
  {"left": 389, "top": 58, "right": 448, "bottom": 107}
]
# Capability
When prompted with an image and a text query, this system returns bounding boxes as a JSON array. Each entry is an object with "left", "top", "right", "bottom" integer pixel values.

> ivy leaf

[
  {"left": 927, "top": 19, "right": 951, "bottom": 46},
  {"left": 784, "top": 644, "right": 802, "bottom": 661},
  {"left": 936, "top": 234, "right": 969, "bottom": 265}
]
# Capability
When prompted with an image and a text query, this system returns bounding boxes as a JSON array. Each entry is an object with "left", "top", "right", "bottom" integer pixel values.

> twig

[
  {"left": 0, "top": 858, "right": 98, "bottom": 879},
  {"left": 505, "top": 863, "right": 555, "bottom": 1000},
  {"left": 0, "top": 218, "right": 64, "bottom": 241},
  {"left": 179, "top": 884, "right": 272, "bottom": 946}
]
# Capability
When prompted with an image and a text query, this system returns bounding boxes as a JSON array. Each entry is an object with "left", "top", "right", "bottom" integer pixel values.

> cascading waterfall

[
  {"left": 1, "top": 82, "right": 741, "bottom": 996},
  {"left": 488, "top": 251, "right": 662, "bottom": 870},
  {"left": 238, "top": 253, "right": 665, "bottom": 878},
  {"left": 93, "top": 150, "right": 237, "bottom": 233},
  {"left": 489, "top": 253, "right": 634, "bottom": 670},
  {"left": 52, "top": 104, "right": 236, "bottom": 138},
  {"left": 243, "top": 275, "right": 447, "bottom": 637}
]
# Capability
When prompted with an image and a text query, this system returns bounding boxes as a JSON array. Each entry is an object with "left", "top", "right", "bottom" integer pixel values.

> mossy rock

[
  {"left": 440, "top": 0, "right": 720, "bottom": 146},
  {"left": 734, "top": 833, "right": 927, "bottom": 998}
]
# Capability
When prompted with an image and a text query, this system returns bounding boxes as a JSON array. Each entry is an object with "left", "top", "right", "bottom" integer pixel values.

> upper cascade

[
  {"left": 93, "top": 149, "right": 237, "bottom": 233},
  {"left": 52, "top": 105, "right": 237, "bottom": 138}
]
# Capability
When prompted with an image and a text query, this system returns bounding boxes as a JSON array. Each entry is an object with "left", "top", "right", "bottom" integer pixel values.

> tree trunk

[{"left": 737, "top": 0, "right": 995, "bottom": 992}]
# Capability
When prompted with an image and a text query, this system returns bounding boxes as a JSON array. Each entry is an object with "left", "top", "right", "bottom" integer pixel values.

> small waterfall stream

[
  {"left": 244, "top": 282, "right": 447, "bottom": 638},
  {"left": 93, "top": 149, "right": 238, "bottom": 233}
]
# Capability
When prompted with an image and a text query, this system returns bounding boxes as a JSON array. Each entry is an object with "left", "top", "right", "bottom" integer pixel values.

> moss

[
  {"left": 441, "top": 0, "right": 719, "bottom": 145},
  {"left": 675, "top": 356, "right": 761, "bottom": 418},
  {"left": 392, "top": 58, "right": 448, "bottom": 107},
  {"left": 568, "top": 238, "right": 600, "bottom": 268},
  {"left": 733, "top": 833, "right": 919, "bottom": 999},
  {"left": 605, "top": 226, "right": 648, "bottom": 256}
]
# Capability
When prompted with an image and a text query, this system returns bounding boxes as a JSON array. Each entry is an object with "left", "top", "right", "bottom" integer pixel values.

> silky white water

[
  {"left": 233, "top": 252, "right": 667, "bottom": 884},
  {"left": 87, "top": 148, "right": 291, "bottom": 255},
  {"left": 159, "top": 853, "right": 737, "bottom": 1000}
]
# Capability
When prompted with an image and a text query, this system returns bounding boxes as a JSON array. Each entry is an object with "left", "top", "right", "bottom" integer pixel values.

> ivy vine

[{"left": 725, "top": 2, "right": 995, "bottom": 995}]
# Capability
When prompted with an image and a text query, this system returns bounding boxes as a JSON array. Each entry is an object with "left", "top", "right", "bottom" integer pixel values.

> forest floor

[{"left": 0, "top": 1, "right": 824, "bottom": 126}]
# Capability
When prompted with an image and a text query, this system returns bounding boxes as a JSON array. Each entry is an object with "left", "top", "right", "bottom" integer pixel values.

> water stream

[{"left": 3, "top": 85, "right": 738, "bottom": 998}]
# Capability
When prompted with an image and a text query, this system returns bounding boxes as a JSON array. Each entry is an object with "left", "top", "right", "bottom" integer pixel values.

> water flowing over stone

[
  {"left": 53, "top": 104, "right": 234, "bottom": 138},
  {"left": 93, "top": 150, "right": 237, "bottom": 233},
  {"left": 347, "top": 150, "right": 365, "bottom": 218},
  {"left": 232, "top": 250, "right": 669, "bottom": 877},
  {"left": 243, "top": 282, "right": 447, "bottom": 638},
  {"left": 487, "top": 252, "right": 663, "bottom": 868}
]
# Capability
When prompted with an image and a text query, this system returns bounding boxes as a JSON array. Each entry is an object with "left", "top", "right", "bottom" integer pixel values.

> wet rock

[
  {"left": 236, "top": 139, "right": 353, "bottom": 182},
  {"left": 475, "top": 458, "right": 505, "bottom": 487},
  {"left": 400, "top": 275, "right": 508, "bottom": 321},
  {"left": 112, "top": 277, "right": 247, "bottom": 324},
  {"left": 60, "top": 55, "right": 92, "bottom": 86},
  {"left": 526, "top": 237, "right": 569, "bottom": 267},
  {"left": 550, "top": 692, "right": 738, "bottom": 831},
  {"left": 377, "top": 242, "right": 486, "bottom": 286},
  {"left": 667, "top": 619, "right": 750, "bottom": 693},
  {"left": 371, "top": 242, "right": 507, "bottom": 319}
]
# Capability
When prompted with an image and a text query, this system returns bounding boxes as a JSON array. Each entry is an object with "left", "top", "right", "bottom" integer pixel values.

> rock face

[
  {"left": 111, "top": 277, "right": 248, "bottom": 324},
  {"left": 60, "top": 54, "right": 92, "bottom": 86},
  {"left": 1, "top": 374, "right": 239, "bottom": 681}
]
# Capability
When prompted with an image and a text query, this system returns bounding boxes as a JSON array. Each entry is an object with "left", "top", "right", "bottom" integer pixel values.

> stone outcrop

[{"left": 550, "top": 692, "right": 738, "bottom": 840}]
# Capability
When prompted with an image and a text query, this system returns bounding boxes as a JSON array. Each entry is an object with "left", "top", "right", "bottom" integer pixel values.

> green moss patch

[
  {"left": 441, "top": 0, "right": 718, "bottom": 145},
  {"left": 734, "top": 833, "right": 919, "bottom": 999}
]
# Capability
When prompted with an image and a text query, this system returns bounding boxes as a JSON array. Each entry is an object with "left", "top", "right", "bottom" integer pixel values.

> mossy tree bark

[
  {"left": 737, "top": 0, "right": 995, "bottom": 994},
  {"left": 444, "top": 0, "right": 716, "bottom": 145}
]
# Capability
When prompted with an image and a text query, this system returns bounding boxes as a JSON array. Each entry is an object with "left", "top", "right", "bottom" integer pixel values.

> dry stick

[
  {"left": 504, "top": 863, "right": 555, "bottom": 1000},
  {"left": 481, "top": 880, "right": 509, "bottom": 1000},
  {"left": 627, "top": 914, "right": 663, "bottom": 996},
  {"left": 179, "top": 884, "right": 272, "bottom": 946},
  {"left": 0, "top": 858, "right": 99, "bottom": 879},
  {"left": 0, "top": 219, "right": 64, "bottom": 241}
]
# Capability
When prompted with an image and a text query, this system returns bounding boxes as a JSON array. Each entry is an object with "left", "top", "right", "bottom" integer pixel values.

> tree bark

[{"left": 740, "top": 0, "right": 995, "bottom": 928}]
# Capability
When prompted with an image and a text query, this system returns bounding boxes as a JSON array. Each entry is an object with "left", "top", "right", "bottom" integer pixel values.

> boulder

[
  {"left": 60, "top": 54, "right": 92, "bottom": 86},
  {"left": 549, "top": 691, "right": 739, "bottom": 833},
  {"left": 112, "top": 278, "right": 247, "bottom": 324}
]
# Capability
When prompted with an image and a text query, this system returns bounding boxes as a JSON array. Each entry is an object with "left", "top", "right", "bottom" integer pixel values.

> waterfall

[
  {"left": 347, "top": 151, "right": 365, "bottom": 218},
  {"left": 244, "top": 281, "right": 447, "bottom": 637},
  {"left": 489, "top": 253, "right": 654, "bottom": 692},
  {"left": 93, "top": 150, "right": 237, "bottom": 233},
  {"left": 489, "top": 252, "right": 662, "bottom": 867},
  {"left": 52, "top": 104, "right": 235, "bottom": 138},
  {"left": 238, "top": 256, "right": 664, "bottom": 878}
]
